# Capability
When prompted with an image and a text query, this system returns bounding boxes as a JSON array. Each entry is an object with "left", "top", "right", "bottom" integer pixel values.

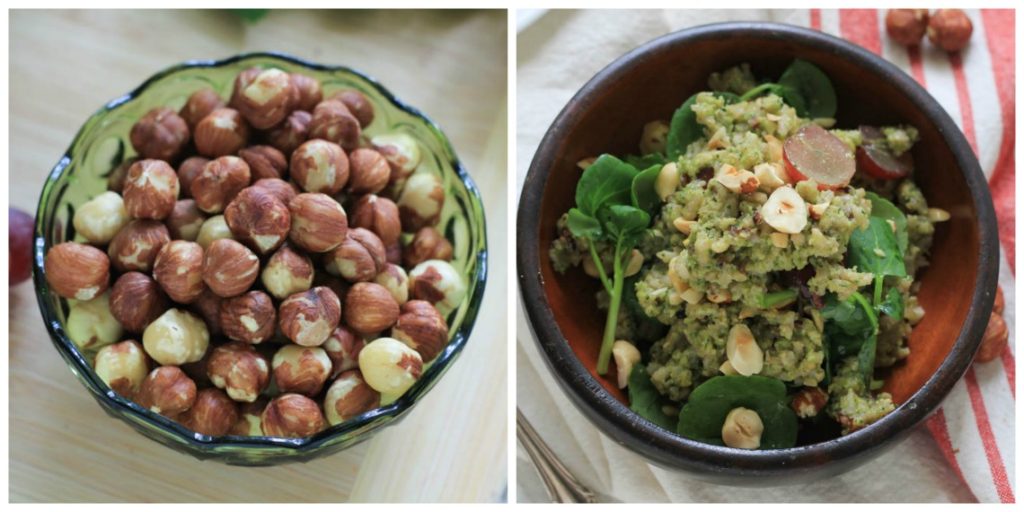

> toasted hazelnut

[
  {"left": 372, "top": 133, "right": 422, "bottom": 195},
  {"left": 129, "top": 107, "right": 190, "bottom": 162},
  {"left": 278, "top": 286, "right": 341, "bottom": 346},
  {"left": 206, "top": 342, "right": 270, "bottom": 402},
  {"left": 722, "top": 407, "right": 763, "bottom": 449},
  {"left": 345, "top": 282, "right": 400, "bottom": 335},
  {"left": 791, "top": 387, "right": 829, "bottom": 418},
  {"left": 73, "top": 191, "right": 129, "bottom": 244},
  {"left": 108, "top": 219, "right": 170, "bottom": 272},
  {"left": 408, "top": 260, "right": 466, "bottom": 315},
  {"left": 232, "top": 68, "right": 296, "bottom": 129},
  {"left": 726, "top": 324, "right": 763, "bottom": 376},
  {"left": 194, "top": 107, "right": 250, "bottom": 158},
  {"left": 138, "top": 366, "right": 197, "bottom": 416},
  {"left": 288, "top": 192, "right": 349, "bottom": 253},
  {"left": 190, "top": 288, "right": 224, "bottom": 336},
  {"left": 324, "top": 370, "right": 380, "bottom": 425},
  {"left": 272, "top": 344, "right": 332, "bottom": 396},
  {"left": 290, "top": 74, "right": 323, "bottom": 112},
  {"left": 108, "top": 157, "right": 137, "bottom": 194},
  {"left": 612, "top": 340, "right": 641, "bottom": 389},
  {"left": 266, "top": 110, "right": 311, "bottom": 156},
  {"left": 123, "top": 159, "right": 180, "bottom": 220},
  {"left": 290, "top": 139, "right": 349, "bottom": 195},
  {"left": 309, "top": 100, "right": 361, "bottom": 151},
  {"left": 166, "top": 199, "right": 206, "bottom": 241},
  {"left": 44, "top": 242, "right": 111, "bottom": 300},
  {"left": 928, "top": 9, "right": 973, "bottom": 52},
  {"left": 330, "top": 90, "right": 374, "bottom": 128},
  {"left": 397, "top": 172, "right": 445, "bottom": 231},
  {"left": 322, "top": 325, "right": 365, "bottom": 378},
  {"left": 142, "top": 308, "right": 210, "bottom": 366},
  {"left": 262, "top": 244, "right": 314, "bottom": 300},
  {"left": 358, "top": 337, "right": 423, "bottom": 396},
  {"left": 976, "top": 312, "right": 1009, "bottom": 363},
  {"left": 94, "top": 340, "right": 149, "bottom": 398},
  {"left": 191, "top": 156, "right": 252, "bottom": 214},
  {"left": 153, "top": 240, "right": 206, "bottom": 303},
  {"left": 347, "top": 149, "right": 390, "bottom": 196},
  {"left": 66, "top": 292, "right": 123, "bottom": 350},
  {"left": 220, "top": 290, "right": 276, "bottom": 344},
  {"left": 224, "top": 187, "right": 291, "bottom": 254},
  {"left": 239, "top": 145, "right": 288, "bottom": 182},
  {"left": 391, "top": 300, "right": 447, "bottom": 362},
  {"left": 231, "top": 399, "right": 267, "bottom": 436},
  {"left": 196, "top": 215, "right": 232, "bottom": 250},
  {"left": 261, "top": 393, "right": 325, "bottom": 438},
  {"left": 403, "top": 226, "right": 453, "bottom": 267},
  {"left": 180, "top": 88, "right": 225, "bottom": 129},
  {"left": 350, "top": 194, "right": 401, "bottom": 246},
  {"left": 110, "top": 272, "right": 169, "bottom": 333},
  {"left": 177, "top": 157, "right": 210, "bottom": 199},
  {"left": 250, "top": 177, "right": 299, "bottom": 206},
  {"left": 886, "top": 9, "right": 929, "bottom": 46},
  {"left": 374, "top": 263, "right": 409, "bottom": 305},
  {"left": 760, "top": 186, "right": 807, "bottom": 235},
  {"left": 325, "top": 228, "right": 386, "bottom": 283},
  {"left": 202, "top": 238, "right": 260, "bottom": 298},
  {"left": 183, "top": 388, "right": 239, "bottom": 436}
]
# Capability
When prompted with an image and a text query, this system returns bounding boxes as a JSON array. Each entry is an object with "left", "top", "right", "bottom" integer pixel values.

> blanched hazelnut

[
  {"left": 886, "top": 9, "right": 929, "bottom": 46},
  {"left": 207, "top": 342, "right": 270, "bottom": 402},
  {"left": 166, "top": 199, "right": 206, "bottom": 241},
  {"left": 183, "top": 388, "right": 239, "bottom": 436},
  {"left": 190, "top": 288, "right": 223, "bottom": 335},
  {"left": 194, "top": 107, "right": 251, "bottom": 158},
  {"left": 224, "top": 187, "right": 290, "bottom": 254},
  {"left": 330, "top": 90, "right": 374, "bottom": 128},
  {"left": 261, "top": 393, "right": 325, "bottom": 438},
  {"left": 232, "top": 68, "right": 296, "bottom": 129},
  {"left": 153, "top": 240, "right": 206, "bottom": 303},
  {"left": 392, "top": 300, "right": 448, "bottom": 362},
  {"left": 290, "top": 139, "right": 349, "bottom": 195},
  {"left": 408, "top": 259, "right": 466, "bottom": 315},
  {"left": 261, "top": 244, "right": 314, "bottom": 300},
  {"left": 309, "top": 99, "right": 361, "bottom": 151},
  {"left": 272, "top": 344, "right": 332, "bottom": 396},
  {"left": 142, "top": 308, "right": 210, "bottom": 366},
  {"left": 322, "top": 325, "right": 365, "bottom": 378},
  {"left": 347, "top": 149, "right": 390, "bottom": 195},
  {"left": 374, "top": 263, "right": 409, "bottom": 305},
  {"left": 220, "top": 290, "right": 276, "bottom": 344},
  {"left": 350, "top": 194, "right": 401, "bottom": 246},
  {"left": 130, "top": 107, "right": 190, "bottom": 162},
  {"left": 358, "top": 337, "right": 423, "bottom": 396},
  {"left": 239, "top": 145, "right": 288, "bottom": 181},
  {"left": 44, "top": 242, "right": 110, "bottom": 300},
  {"left": 290, "top": 74, "right": 323, "bottom": 112},
  {"left": 202, "top": 238, "right": 260, "bottom": 297},
  {"left": 94, "top": 340, "right": 148, "bottom": 398},
  {"left": 66, "top": 291, "right": 123, "bottom": 350},
  {"left": 108, "top": 219, "right": 170, "bottom": 272},
  {"left": 231, "top": 399, "right": 267, "bottom": 436},
  {"left": 266, "top": 110, "right": 311, "bottom": 156},
  {"left": 196, "top": 215, "right": 232, "bottom": 250},
  {"left": 397, "top": 172, "right": 445, "bottom": 230},
  {"left": 345, "top": 282, "right": 400, "bottom": 335},
  {"left": 180, "top": 88, "right": 225, "bottom": 129},
  {"left": 288, "top": 192, "right": 348, "bottom": 253},
  {"left": 278, "top": 286, "right": 341, "bottom": 347},
  {"left": 138, "top": 366, "right": 197, "bottom": 416},
  {"left": 110, "top": 272, "right": 169, "bottom": 333},
  {"left": 722, "top": 407, "right": 763, "bottom": 449},
  {"left": 191, "top": 156, "right": 252, "bottom": 214},
  {"left": 928, "top": 9, "right": 973, "bottom": 52},
  {"left": 177, "top": 157, "right": 210, "bottom": 199},
  {"left": 123, "top": 159, "right": 180, "bottom": 220},
  {"left": 611, "top": 340, "right": 641, "bottom": 389},
  {"left": 324, "top": 228, "right": 386, "bottom": 283},
  {"left": 403, "top": 226, "right": 453, "bottom": 267},
  {"left": 250, "top": 177, "right": 299, "bottom": 206},
  {"left": 73, "top": 191, "right": 129, "bottom": 244},
  {"left": 372, "top": 133, "right": 422, "bottom": 194},
  {"left": 324, "top": 370, "right": 380, "bottom": 426}
]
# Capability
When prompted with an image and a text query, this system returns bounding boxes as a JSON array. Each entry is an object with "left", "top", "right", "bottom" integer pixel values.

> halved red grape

[
  {"left": 782, "top": 124, "right": 856, "bottom": 190},
  {"left": 856, "top": 144, "right": 913, "bottom": 180},
  {"left": 10, "top": 207, "right": 34, "bottom": 286}
]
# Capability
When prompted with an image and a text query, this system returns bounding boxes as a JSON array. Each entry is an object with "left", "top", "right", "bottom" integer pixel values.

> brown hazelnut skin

[
  {"left": 266, "top": 110, "right": 311, "bottom": 157},
  {"left": 344, "top": 282, "right": 400, "bottom": 336},
  {"left": 177, "top": 157, "right": 210, "bottom": 199},
  {"left": 230, "top": 67, "right": 263, "bottom": 104},
  {"left": 108, "top": 157, "right": 138, "bottom": 194},
  {"left": 231, "top": 398, "right": 268, "bottom": 436},
  {"left": 194, "top": 107, "right": 251, "bottom": 158},
  {"left": 239, "top": 145, "right": 288, "bottom": 181},
  {"left": 309, "top": 100, "right": 361, "bottom": 151},
  {"left": 927, "top": 9, "right": 973, "bottom": 52},
  {"left": 232, "top": 68, "right": 297, "bottom": 129},
  {"left": 110, "top": 272, "right": 169, "bottom": 333},
  {"left": 404, "top": 226, "right": 454, "bottom": 267},
  {"left": 261, "top": 244, "right": 315, "bottom": 300},
  {"left": 392, "top": 300, "right": 448, "bottom": 362},
  {"left": 123, "top": 159, "right": 180, "bottom": 220},
  {"left": 324, "top": 370, "right": 380, "bottom": 425},
  {"left": 323, "top": 325, "right": 365, "bottom": 378},
  {"left": 220, "top": 290, "right": 277, "bottom": 344},
  {"left": 190, "top": 288, "right": 224, "bottom": 336},
  {"left": 153, "top": 240, "right": 206, "bottom": 304},
  {"left": 166, "top": 199, "right": 206, "bottom": 241},
  {"left": 44, "top": 242, "right": 111, "bottom": 301},
  {"left": 129, "top": 107, "right": 190, "bottom": 162},
  {"left": 290, "top": 74, "right": 323, "bottom": 112},
  {"left": 206, "top": 342, "right": 270, "bottom": 402},
  {"left": 386, "top": 242, "right": 403, "bottom": 265},
  {"left": 330, "top": 90, "right": 375, "bottom": 128},
  {"left": 278, "top": 286, "right": 342, "bottom": 347},
  {"left": 290, "top": 139, "right": 350, "bottom": 195},
  {"left": 202, "top": 238, "right": 261, "bottom": 298},
  {"left": 288, "top": 192, "right": 349, "bottom": 253},
  {"left": 350, "top": 194, "right": 401, "bottom": 246},
  {"left": 250, "top": 177, "right": 299, "bottom": 207},
  {"left": 137, "top": 366, "right": 198, "bottom": 417},
  {"left": 182, "top": 388, "right": 239, "bottom": 437},
  {"left": 261, "top": 393, "right": 326, "bottom": 438},
  {"left": 885, "top": 9, "right": 929, "bottom": 46},
  {"left": 325, "top": 228, "right": 387, "bottom": 283},
  {"left": 272, "top": 344, "right": 332, "bottom": 396},
  {"left": 107, "top": 219, "right": 171, "bottom": 273},
  {"left": 180, "top": 88, "right": 225, "bottom": 129},
  {"left": 347, "top": 149, "right": 390, "bottom": 196},
  {"left": 224, "top": 187, "right": 291, "bottom": 255},
  {"left": 313, "top": 273, "right": 350, "bottom": 304},
  {"left": 191, "top": 156, "right": 252, "bottom": 214}
]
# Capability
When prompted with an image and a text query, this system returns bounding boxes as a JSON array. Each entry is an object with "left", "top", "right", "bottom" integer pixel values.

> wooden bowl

[{"left": 517, "top": 22, "right": 999, "bottom": 485}]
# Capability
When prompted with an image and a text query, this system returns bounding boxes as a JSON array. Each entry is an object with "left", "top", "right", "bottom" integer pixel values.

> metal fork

[{"left": 516, "top": 408, "right": 598, "bottom": 503}]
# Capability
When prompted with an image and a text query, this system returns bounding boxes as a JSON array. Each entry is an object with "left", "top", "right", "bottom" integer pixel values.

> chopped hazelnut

[{"left": 271, "top": 344, "right": 332, "bottom": 396}]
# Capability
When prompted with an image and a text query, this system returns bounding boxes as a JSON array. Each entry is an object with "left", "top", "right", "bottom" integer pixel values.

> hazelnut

[
  {"left": 220, "top": 290, "right": 276, "bottom": 344},
  {"left": 760, "top": 186, "right": 807, "bottom": 235},
  {"left": 73, "top": 191, "right": 129, "bottom": 244},
  {"left": 206, "top": 342, "right": 270, "bottom": 402},
  {"left": 110, "top": 272, "right": 169, "bottom": 333},
  {"left": 612, "top": 340, "right": 641, "bottom": 389},
  {"left": 350, "top": 194, "right": 401, "bottom": 246},
  {"left": 386, "top": 242, "right": 403, "bottom": 265},
  {"left": 313, "top": 273, "right": 350, "bottom": 304},
  {"left": 330, "top": 90, "right": 374, "bottom": 128},
  {"left": 261, "top": 393, "right": 326, "bottom": 438},
  {"left": 261, "top": 244, "right": 314, "bottom": 300},
  {"left": 928, "top": 9, "right": 973, "bottom": 52},
  {"left": 239, "top": 145, "right": 288, "bottom": 181},
  {"left": 976, "top": 312, "right": 1008, "bottom": 363},
  {"left": 44, "top": 242, "right": 111, "bottom": 300},
  {"left": 177, "top": 157, "right": 210, "bottom": 199},
  {"left": 994, "top": 286, "right": 1005, "bottom": 315},
  {"left": 372, "top": 133, "right": 422, "bottom": 194},
  {"left": 272, "top": 344, "right": 332, "bottom": 396},
  {"left": 153, "top": 240, "right": 206, "bottom": 303},
  {"left": 108, "top": 157, "right": 137, "bottom": 194},
  {"left": 191, "top": 156, "right": 252, "bottom": 214},
  {"left": 231, "top": 399, "right": 267, "bottom": 436},
  {"left": 309, "top": 100, "right": 361, "bottom": 151},
  {"left": 324, "top": 370, "right": 380, "bottom": 426},
  {"left": 137, "top": 366, "right": 197, "bottom": 416},
  {"left": 290, "top": 74, "right": 323, "bottom": 112},
  {"left": 232, "top": 68, "right": 296, "bottom": 129},
  {"left": 722, "top": 407, "right": 763, "bottom": 449},
  {"left": 194, "top": 107, "right": 251, "bottom": 157},
  {"left": 374, "top": 263, "right": 409, "bottom": 305},
  {"left": 344, "top": 282, "right": 400, "bottom": 335},
  {"left": 250, "top": 177, "right": 299, "bottom": 206},
  {"left": 347, "top": 149, "right": 390, "bottom": 196},
  {"left": 323, "top": 325, "right": 365, "bottom": 378},
  {"left": 182, "top": 388, "right": 239, "bottom": 436},
  {"left": 358, "top": 337, "right": 423, "bottom": 396},
  {"left": 288, "top": 192, "right": 349, "bottom": 253},
  {"left": 886, "top": 9, "right": 929, "bottom": 46},
  {"left": 190, "top": 288, "right": 224, "bottom": 336},
  {"left": 290, "top": 139, "right": 349, "bottom": 195},
  {"left": 202, "top": 238, "right": 260, "bottom": 297},
  {"left": 726, "top": 324, "right": 764, "bottom": 376},
  {"left": 224, "top": 187, "right": 291, "bottom": 254},
  {"left": 142, "top": 308, "right": 209, "bottom": 366},
  {"left": 129, "top": 106, "right": 190, "bottom": 162},
  {"left": 403, "top": 226, "right": 453, "bottom": 267},
  {"left": 325, "top": 228, "right": 386, "bottom": 283},
  {"left": 66, "top": 291, "right": 123, "bottom": 350},
  {"left": 123, "top": 159, "right": 180, "bottom": 220},
  {"left": 107, "top": 219, "right": 170, "bottom": 272},
  {"left": 791, "top": 387, "right": 829, "bottom": 418},
  {"left": 408, "top": 259, "right": 466, "bottom": 315},
  {"left": 266, "top": 110, "right": 311, "bottom": 156},
  {"left": 94, "top": 340, "right": 148, "bottom": 398},
  {"left": 396, "top": 172, "right": 445, "bottom": 230},
  {"left": 278, "top": 286, "right": 341, "bottom": 346},
  {"left": 196, "top": 215, "right": 232, "bottom": 250},
  {"left": 230, "top": 67, "right": 263, "bottom": 104},
  {"left": 180, "top": 88, "right": 225, "bottom": 129},
  {"left": 166, "top": 199, "right": 206, "bottom": 241},
  {"left": 391, "top": 300, "right": 448, "bottom": 362}
]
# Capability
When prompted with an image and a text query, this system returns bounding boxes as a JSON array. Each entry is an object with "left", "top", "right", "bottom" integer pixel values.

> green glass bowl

[{"left": 32, "top": 52, "right": 488, "bottom": 465}]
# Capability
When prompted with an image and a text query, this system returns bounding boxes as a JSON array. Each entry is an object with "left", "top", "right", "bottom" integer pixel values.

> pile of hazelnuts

[
  {"left": 886, "top": 9, "right": 973, "bottom": 52},
  {"left": 42, "top": 66, "right": 467, "bottom": 439}
]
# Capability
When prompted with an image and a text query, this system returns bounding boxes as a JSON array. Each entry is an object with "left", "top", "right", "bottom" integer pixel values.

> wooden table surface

[{"left": 9, "top": 9, "right": 508, "bottom": 503}]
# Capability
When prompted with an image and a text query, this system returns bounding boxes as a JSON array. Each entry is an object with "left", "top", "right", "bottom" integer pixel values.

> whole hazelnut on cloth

[
  {"left": 183, "top": 388, "right": 239, "bottom": 437},
  {"left": 374, "top": 263, "right": 410, "bottom": 305},
  {"left": 347, "top": 149, "right": 391, "bottom": 196},
  {"left": 885, "top": 9, "right": 929, "bottom": 46},
  {"left": 180, "top": 88, "right": 225, "bottom": 129},
  {"left": 928, "top": 9, "right": 973, "bottom": 52},
  {"left": 266, "top": 110, "right": 311, "bottom": 156},
  {"left": 344, "top": 282, "right": 400, "bottom": 336},
  {"left": 290, "top": 139, "right": 350, "bottom": 195},
  {"left": 403, "top": 226, "right": 453, "bottom": 268},
  {"left": 107, "top": 219, "right": 170, "bottom": 272},
  {"left": 271, "top": 344, "right": 333, "bottom": 396},
  {"left": 322, "top": 325, "right": 365, "bottom": 378},
  {"left": 137, "top": 366, "right": 197, "bottom": 417},
  {"left": 239, "top": 145, "right": 288, "bottom": 181},
  {"left": 391, "top": 300, "right": 448, "bottom": 362},
  {"left": 194, "top": 107, "right": 251, "bottom": 158},
  {"left": 44, "top": 242, "right": 110, "bottom": 300},
  {"left": 290, "top": 74, "right": 323, "bottom": 112},
  {"left": 224, "top": 186, "right": 291, "bottom": 255},
  {"left": 324, "top": 228, "right": 387, "bottom": 283},
  {"left": 278, "top": 286, "right": 341, "bottom": 347},
  {"left": 191, "top": 156, "right": 252, "bottom": 214},
  {"left": 153, "top": 240, "right": 206, "bottom": 304},
  {"left": 309, "top": 99, "right": 361, "bottom": 151},
  {"left": 129, "top": 106, "right": 190, "bottom": 162},
  {"left": 177, "top": 156, "right": 210, "bottom": 198},
  {"left": 358, "top": 337, "right": 423, "bottom": 396},
  {"left": 94, "top": 340, "right": 149, "bottom": 398},
  {"left": 324, "top": 370, "right": 380, "bottom": 426},
  {"left": 261, "top": 393, "right": 326, "bottom": 438},
  {"left": 408, "top": 259, "right": 467, "bottom": 315},
  {"left": 206, "top": 342, "right": 270, "bottom": 402},
  {"left": 73, "top": 191, "right": 129, "bottom": 244},
  {"left": 202, "top": 238, "right": 260, "bottom": 297},
  {"left": 66, "top": 292, "right": 123, "bottom": 350},
  {"left": 123, "top": 159, "right": 180, "bottom": 221},
  {"left": 261, "top": 244, "right": 314, "bottom": 300},
  {"left": 219, "top": 290, "right": 277, "bottom": 344},
  {"left": 250, "top": 177, "right": 299, "bottom": 206},
  {"left": 231, "top": 68, "right": 297, "bottom": 129},
  {"left": 330, "top": 90, "right": 375, "bottom": 128},
  {"left": 110, "top": 272, "right": 169, "bottom": 333},
  {"left": 166, "top": 199, "right": 206, "bottom": 241},
  {"left": 142, "top": 308, "right": 210, "bottom": 366},
  {"left": 196, "top": 215, "right": 232, "bottom": 250},
  {"left": 397, "top": 172, "right": 445, "bottom": 231},
  {"left": 350, "top": 194, "right": 401, "bottom": 246},
  {"left": 288, "top": 192, "right": 349, "bottom": 253}
]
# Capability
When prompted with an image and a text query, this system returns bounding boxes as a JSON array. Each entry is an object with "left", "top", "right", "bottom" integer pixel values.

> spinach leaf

[
  {"left": 777, "top": 59, "right": 837, "bottom": 118},
  {"left": 864, "top": 192, "right": 908, "bottom": 254},
  {"left": 630, "top": 164, "right": 663, "bottom": 215},
  {"left": 666, "top": 94, "right": 701, "bottom": 160},
  {"left": 877, "top": 286, "right": 905, "bottom": 321},
  {"left": 822, "top": 293, "right": 875, "bottom": 362},
  {"left": 625, "top": 153, "right": 668, "bottom": 169},
  {"left": 575, "top": 154, "right": 637, "bottom": 217},
  {"left": 848, "top": 217, "right": 907, "bottom": 278},
  {"left": 566, "top": 208, "right": 602, "bottom": 239},
  {"left": 773, "top": 84, "right": 808, "bottom": 116},
  {"left": 628, "top": 365, "right": 676, "bottom": 431},
  {"left": 676, "top": 376, "right": 798, "bottom": 449}
]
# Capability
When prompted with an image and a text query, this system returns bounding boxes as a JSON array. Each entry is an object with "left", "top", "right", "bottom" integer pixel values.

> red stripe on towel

[{"left": 964, "top": 369, "right": 1015, "bottom": 503}]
